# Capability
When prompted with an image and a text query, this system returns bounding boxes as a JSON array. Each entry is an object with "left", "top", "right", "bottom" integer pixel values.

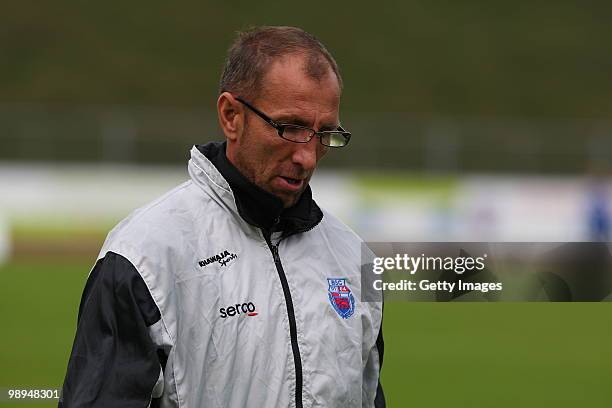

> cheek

[
  {"left": 317, "top": 145, "right": 329, "bottom": 160},
  {"left": 251, "top": 137, "right": 286, "bottom": 179}
]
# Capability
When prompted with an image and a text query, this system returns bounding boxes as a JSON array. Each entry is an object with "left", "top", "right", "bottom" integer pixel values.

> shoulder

[
  {"left": 98, "top": 180, "right": 208, "bottom": 261},
  {"left": 316, "top": 207, "right": 379, "bottom": 271},
  {"left": 114, "top": 180, "right": 198, "bottom": 228},
  {"left": 318, "top": 208, "right": 364, "bottom": 244},
  {"left": 313, "top": 207, "right": 367, "bottom": 260}
]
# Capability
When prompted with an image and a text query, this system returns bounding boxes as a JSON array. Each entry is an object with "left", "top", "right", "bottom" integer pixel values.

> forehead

[{"left": 255, "top": 54, "right": 341, "bottom": 119}]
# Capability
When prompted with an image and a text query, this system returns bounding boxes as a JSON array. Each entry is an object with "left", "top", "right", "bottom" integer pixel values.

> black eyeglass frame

[{"left": 234, "top": 96, "right": 351, "bottom": 148}]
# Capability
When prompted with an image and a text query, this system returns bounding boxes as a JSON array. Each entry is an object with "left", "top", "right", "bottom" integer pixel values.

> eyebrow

[
  {"left": 274, "top": 115, "right": 311, "bottom": 127},
  {"left": 319, "top": 123, "right": 340, "bottom": 131},
  {"left": 274, "top": 114, "right": 339, "bottom": 131}
]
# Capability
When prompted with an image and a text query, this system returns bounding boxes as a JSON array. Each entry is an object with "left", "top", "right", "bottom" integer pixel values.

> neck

[{"left": 197, "top": 141, "right": 322, "bottom": 236}]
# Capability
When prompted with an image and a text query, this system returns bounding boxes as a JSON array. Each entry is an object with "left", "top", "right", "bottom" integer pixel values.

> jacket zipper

[{"left": 266, "top": 237, "right": 303, "bottom": 408}]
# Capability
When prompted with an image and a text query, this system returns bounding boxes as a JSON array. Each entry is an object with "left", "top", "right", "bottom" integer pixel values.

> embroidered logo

[
  {"left": 198, "top": 250, "right": 237, "bottom": 268},
  {"left": 327, "top": 278, "right": 356, "bottom": 319}
]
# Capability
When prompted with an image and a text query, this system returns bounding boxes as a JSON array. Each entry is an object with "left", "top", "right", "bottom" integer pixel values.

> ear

[{"left": 217, "top": 92, "right": 244, "bottom": 142}]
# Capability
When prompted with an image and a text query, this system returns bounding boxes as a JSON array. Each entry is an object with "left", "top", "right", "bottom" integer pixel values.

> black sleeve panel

[
  {"left": 59, "top": 252, "right": 161, "bottom": 408},
  {"left": 374, "top": 308, "right": 386, "bottom": 408}
]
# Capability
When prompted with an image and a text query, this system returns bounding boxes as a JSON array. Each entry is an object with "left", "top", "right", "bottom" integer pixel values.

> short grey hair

[{"left": 219, "top": 26, "right": 342, "bottom": 100}]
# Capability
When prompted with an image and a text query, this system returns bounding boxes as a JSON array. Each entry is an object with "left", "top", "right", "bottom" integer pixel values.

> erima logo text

[
  {"left": 198, "top": 250, "right": 237, "bottom": 268},
  {"left": 220, "top": 302, "right": 258, "bottom": 318}
]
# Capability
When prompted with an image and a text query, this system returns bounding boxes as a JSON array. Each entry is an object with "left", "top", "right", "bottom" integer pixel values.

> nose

[{"left": 291, "top": 136, "right": 320, "bottom": 172}]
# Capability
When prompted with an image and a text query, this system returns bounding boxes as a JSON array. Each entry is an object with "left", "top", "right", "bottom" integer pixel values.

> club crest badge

[{"left": 327, "top": 278, "right": 356, "bottom": 319}]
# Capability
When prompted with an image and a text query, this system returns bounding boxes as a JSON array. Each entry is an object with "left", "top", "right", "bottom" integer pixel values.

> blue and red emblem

[{"left": 327, "top": 278, "right": 356, "bottom": 319}]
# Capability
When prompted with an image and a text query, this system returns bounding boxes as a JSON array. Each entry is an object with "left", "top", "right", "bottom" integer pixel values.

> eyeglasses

[{"left": 235, "top": 97, "right": 351, "bottom": 148}]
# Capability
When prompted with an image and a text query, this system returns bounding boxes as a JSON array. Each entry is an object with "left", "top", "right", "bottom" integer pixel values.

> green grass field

[{"left": 1, "top": 259, "right": 611, "bottom": 407}]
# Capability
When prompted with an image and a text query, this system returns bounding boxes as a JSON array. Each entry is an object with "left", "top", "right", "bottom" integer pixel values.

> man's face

[{"left": 226, "top": 54, "right": 341, "bottom": 208}]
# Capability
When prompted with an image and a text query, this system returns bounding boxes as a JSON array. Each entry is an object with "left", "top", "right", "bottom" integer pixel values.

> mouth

[{"left": 277, "top": 176, "right": 305, "bottom": 192}]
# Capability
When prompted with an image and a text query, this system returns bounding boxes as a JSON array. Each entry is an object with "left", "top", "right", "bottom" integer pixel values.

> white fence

[{"left": 1, "top": 162, "right": 610, "bottom": 264}]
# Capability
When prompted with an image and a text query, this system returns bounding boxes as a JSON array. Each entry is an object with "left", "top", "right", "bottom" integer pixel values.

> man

[{"left": 60, "top": 26, "right": 385, "bottom": 408}]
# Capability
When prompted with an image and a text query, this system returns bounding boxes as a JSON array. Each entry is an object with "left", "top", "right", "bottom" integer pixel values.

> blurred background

[{"left": 1, "top": 1, "right": 611, "bottom": 407}]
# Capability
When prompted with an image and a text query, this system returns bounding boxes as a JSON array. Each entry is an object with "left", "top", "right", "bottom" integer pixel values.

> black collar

[{"left": 196, "top": 142, "right": 323, "bottom": 236}]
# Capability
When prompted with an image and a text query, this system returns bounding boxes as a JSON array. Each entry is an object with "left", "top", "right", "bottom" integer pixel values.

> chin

[
  {"left": 279, "top": 193, "right": 301, "bottom": 208},
  {"left": 280, "top": 197, "right": 297, "bottom": 208},
  {"left": 265, "top": 186, "right": 300, "bottom": 208}
]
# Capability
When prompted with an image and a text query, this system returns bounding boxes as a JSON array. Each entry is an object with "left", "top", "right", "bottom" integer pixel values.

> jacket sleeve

[
  {"left": 373, "top": 323, "right": 385, "bottom": 408},
  {"left": 59, "top": 251, "right": 162, "bottom": 408},
  {"left": 363, "top": 308, "right": 386, "bottom": 408}
]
